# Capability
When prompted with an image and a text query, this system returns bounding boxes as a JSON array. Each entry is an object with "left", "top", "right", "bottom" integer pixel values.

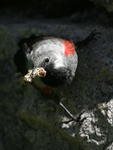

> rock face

[
  {"left": 0, "top": 15, "right": 113, "bottom": 150},
  {"left": 90, "top": 0, "right": 113, "bottom": 12}
]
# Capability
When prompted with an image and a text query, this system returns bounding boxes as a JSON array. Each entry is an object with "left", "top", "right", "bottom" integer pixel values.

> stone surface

[
  {"left": 0, "top": 15, "right": 113, "bottom": 150},
  {"left": 0, "top": 0, "right": 94, "bottom": 18},
  {"left": 90, "top": 0, "right": 113, "bottom": 12}
]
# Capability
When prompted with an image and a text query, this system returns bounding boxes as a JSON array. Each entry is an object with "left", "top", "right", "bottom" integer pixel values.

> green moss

[{"left": 19, "top": 112, "right": 87, "bottom": 150}]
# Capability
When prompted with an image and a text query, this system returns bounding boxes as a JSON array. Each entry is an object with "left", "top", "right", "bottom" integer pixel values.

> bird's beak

[{"left": 23, "top": 67, "right": 46, "bottom": 82}]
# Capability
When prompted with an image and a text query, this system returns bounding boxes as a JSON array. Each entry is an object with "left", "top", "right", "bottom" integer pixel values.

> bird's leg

[
  {"left": 75, "top": 29, "right": 101, "bottom": 47},
  {"left": 59, "top": 102, "right": 87, "bottom": 125}
]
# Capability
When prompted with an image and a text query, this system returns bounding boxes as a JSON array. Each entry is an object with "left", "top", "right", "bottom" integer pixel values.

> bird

[{"left": 14, "top": 30, "right": 99, "bottom": 122}]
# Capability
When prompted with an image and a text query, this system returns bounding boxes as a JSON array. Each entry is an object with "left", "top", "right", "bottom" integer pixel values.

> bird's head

[{"left": 23, "top": 37, "right": 77, "bottom": 87}]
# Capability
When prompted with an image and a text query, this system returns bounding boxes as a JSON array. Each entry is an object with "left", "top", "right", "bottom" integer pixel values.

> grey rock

[{"left": 0, "top": 15, "right": 113, "bottom": 150}]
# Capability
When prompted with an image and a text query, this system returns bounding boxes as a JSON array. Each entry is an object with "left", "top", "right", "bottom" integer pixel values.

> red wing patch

[
  {"left": 41, "top": 86, "right": 55, "bottom": 96},
  {"left": 62, "top": 40, "right": 75, "bottom": 56}
]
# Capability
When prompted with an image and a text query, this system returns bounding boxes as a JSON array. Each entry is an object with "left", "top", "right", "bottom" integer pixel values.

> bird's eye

[{"left": 45, "top": 58, "right": 49, "bottom": 63}]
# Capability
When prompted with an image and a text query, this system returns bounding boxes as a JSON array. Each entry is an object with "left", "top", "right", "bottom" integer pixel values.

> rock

[
  {"left": 0, "top": 15, "right": 113, "bottom": 150},
  {"left": 90, "top": 0, "right": 113, "bottom": 13}
]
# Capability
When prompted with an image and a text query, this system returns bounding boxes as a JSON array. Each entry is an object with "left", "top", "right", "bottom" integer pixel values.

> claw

[
  {"left": 59, "top": 102, "right": 88, "bottom": 125},
  {"left": 75, "top": 29, "right": 101, "bottom": 47}
]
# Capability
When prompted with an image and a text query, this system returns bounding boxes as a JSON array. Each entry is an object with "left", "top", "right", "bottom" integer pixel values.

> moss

[
  {"left": 90, "top": 0, "right": 113, "bottom": 12},
  {"left": 19, "top": 111, "right": 87, "bottom": 150}
]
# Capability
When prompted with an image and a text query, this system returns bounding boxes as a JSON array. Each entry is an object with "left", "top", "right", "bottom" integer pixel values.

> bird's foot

[
  {"left": 59, "top": 102, "right": 88, "bottom": 125},
  {"left": 62, "top": 111, "right": 88, "bottom": 126}
]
